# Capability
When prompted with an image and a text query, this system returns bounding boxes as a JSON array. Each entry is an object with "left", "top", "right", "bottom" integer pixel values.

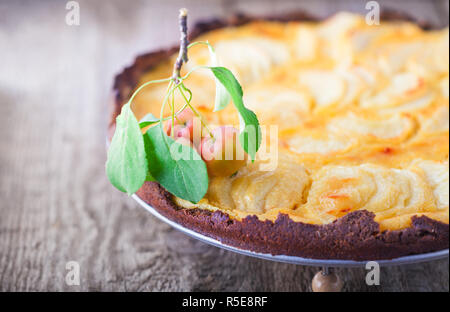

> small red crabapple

[
  {"left": 165, "top": 108, "right": 203, "bottom": 145},
  {"left": 165, "top": 108, "right": 194, "bottom": 140},
  {"left": 200, "top": 126, "right": 247, "bottom": 177}
]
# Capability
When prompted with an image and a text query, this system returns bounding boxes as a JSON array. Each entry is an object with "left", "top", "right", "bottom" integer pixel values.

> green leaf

[
  {"left": 146, "top": 171, "right": 155, "bottom": 182},
  {"left": 144, "top": 125, "right": 208, "bottom": 203},
  {"left": 207, "top": 45, "right": 231, "bottom": 112},
  {"left": 139, "top": 113, "right": 160, "bottom": 128},
  {"left": 209, "top": 66, "right": 261, "bottom": 161},
  {"left": 106, "top": 103, "right": 148, "bottom": 195}
]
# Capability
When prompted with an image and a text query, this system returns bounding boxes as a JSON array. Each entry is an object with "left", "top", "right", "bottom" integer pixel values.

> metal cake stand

[{"left": 133, "top": 195, "right": 449, "bottom": 291}]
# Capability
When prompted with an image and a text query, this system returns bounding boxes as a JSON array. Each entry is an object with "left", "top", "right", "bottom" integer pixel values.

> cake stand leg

[{"left": 312, "top": 266, "right": 343, "bottom": 292}]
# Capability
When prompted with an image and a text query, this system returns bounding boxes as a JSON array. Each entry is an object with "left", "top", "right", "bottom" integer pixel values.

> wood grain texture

[{"left": 0, "top": 0, "right": 448, "bottom": 292}]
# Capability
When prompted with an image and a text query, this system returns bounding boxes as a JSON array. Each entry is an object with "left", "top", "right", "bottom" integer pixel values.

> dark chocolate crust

[
  {"left": 136, "top": 182, "right": 448, "bottom": 260},
  {"left": 110, "top": 10, "right": 449, "bottom": 260}
]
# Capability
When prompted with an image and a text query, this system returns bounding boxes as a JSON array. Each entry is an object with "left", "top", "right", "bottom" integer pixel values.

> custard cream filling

[{"left": 133, "top": 13, "right": 449, "bottom": 230}]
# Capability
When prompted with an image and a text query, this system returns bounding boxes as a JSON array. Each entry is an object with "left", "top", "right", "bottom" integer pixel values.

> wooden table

[{"left": 0, "top": 0, "right": 448, "bottom": 292}]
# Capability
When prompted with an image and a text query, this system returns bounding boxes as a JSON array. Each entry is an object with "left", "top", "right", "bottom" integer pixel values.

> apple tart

[{"left": 110, "top": 12, "right": 449, "bottom": 260}]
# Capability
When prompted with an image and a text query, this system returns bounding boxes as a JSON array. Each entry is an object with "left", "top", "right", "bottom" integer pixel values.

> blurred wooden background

[{"left": 0, "top": 0, "right": 448, "bottom": 291}]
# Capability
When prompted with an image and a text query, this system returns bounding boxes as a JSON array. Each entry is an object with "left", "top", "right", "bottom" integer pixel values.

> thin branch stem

[
  {"left": 170, "top": 87, "right": 175, "bottom": 138},
  {"left": 127, "top": 77, "right": 172, "bottom": 105},
  {"left": 140, "top": 103, "right": 189, "bottom": 127},
  {"left": 187, "top": 40, "right": 213, "bottom": 51},
  {"left": 180, "top": 65, "right": 210, "bottom": 81},
  {"left": 136, "top": 9, "right": 214, "bottom": 140},
  {"left": 178, "top": 83, "right": 213, "bottom": 138},
  {"left": 172, "top": 8, "right": 189, "bottom": 83},
  {"left": 159, "top": 80, "right": 177, "bottom": 130}
]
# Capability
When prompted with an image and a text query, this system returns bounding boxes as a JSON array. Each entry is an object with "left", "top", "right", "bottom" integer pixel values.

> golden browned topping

[{"left": 134, "top": 13, "right": 449, "bottom": 230}]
